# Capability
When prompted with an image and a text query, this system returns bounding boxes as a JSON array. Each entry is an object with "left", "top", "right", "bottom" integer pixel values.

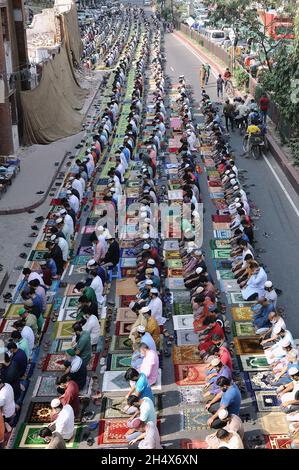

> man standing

[
  {"left": 205, "top": 64, "right": 211, "bottom": 85},
  {"left": 216, "top": 75, "right": 224, "bottom": 98},
  {"left": 223, "top": 100, "right": 235, "bottom": 132},
  {"left": 259, "top": 92, "right": 269, "bottom": 124}
]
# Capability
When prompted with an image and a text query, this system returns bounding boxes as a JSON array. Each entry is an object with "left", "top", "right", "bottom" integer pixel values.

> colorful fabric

[
  {"left": 181, "top": 407, "right": 210, "bottom": 431},
  {"left": 172, "top": 346, "right": 202, "bottom": 365},
  {"left": 42, "top": 353, "right": 99, "bottom": 372},
  {"left": 174, "top": 364, "right": 207, "bottom": 386}
]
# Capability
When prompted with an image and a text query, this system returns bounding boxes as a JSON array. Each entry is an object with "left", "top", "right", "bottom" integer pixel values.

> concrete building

[{"left": 0, "top": 0, "right": 29, "bottom": 156}]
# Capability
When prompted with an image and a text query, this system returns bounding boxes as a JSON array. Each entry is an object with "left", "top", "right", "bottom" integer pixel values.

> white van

[{"left": 206, "top": 29, "right": 226, "bottom": 43}]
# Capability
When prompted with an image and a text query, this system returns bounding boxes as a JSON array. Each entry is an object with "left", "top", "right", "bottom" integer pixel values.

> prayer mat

[
  {"left": 42, "top": 353, "right": 99, "bottom": 372},
  {"left": 4, "top": 303, "right": 27, "bottom": 319},
  {"left": 116, "top": 279, "right": 138, "bottom": 296},
  {"left": 26, "top": 402, "right": 52, "bottom": 424},
  {"left": 119, "top": 240, "right": 136, "bottom": 248},
  {"left": 173, "top": 315, "right": 194, "bottom": 331},
  {"left": 231, "top": 306, "right": 253, "bottom": 321},
  {"left": 173, "top": 303, "right": 193, "bottom": 316},
  {"left": 212, "top": 215, "right": 231, "bottom": 223},
  {"left": 35, "top": 242, "right": 48, "bottom": 251},
  {"left": 165, "top": 278, "right": 186, "bottom": 290},
  {"left": 13, "top": 424, "right": 81, "bottom": 449},
  {"left": 213, "top": 259, "right": 232, "bottom": 270},
  {"left": 122, "top": 248, "right": 137, "bottom": 257},
  {"left": 114, "top": 321, "right": 133, "bottom": 336},
  {"left": 181, "top": 407, "right": 210, "bottom": 431},
  {"left": 69, "top": 265, "right": 87, "bottom": 275},
  {"left": 232, "top": 321, "right": 256, "bottom": 337},
  {"left": 210, "top": 240, "right": 231, "bottom": 249},
  {"left": 165, "top": 259, "right": 183, "bottom": 269},
  {"left": 120, "top": 268, "right": 136, "bottom": 277},
  {"left": 238, "top": 354, "right": 269, "bottom": 372},
  {"left": 107, "top": 353, "right": 132, "bottom": 371},
  {"left": 28, "top": 250, "right": 49, "bottom": 261},
  {"left": 32, "top": 375, "right": 93, "bottom": 397},
  {"left": 220, "top": 279, "right": 241, "bottom": 293},
  {"left": 116, "top": 308, "right": 137, "bottom": 322},
  {"left": 65, "top": 284, "right": 79, "bottom": 296},
  {"left": 174, "top": 364, "right": 207, "bottom": 386},
  {"left": 213, "top": 229, "right": 231, "bottom": 239},
  {"left": 264, "top": 434, "right": 292, "bottom": 449},
  {"left": 172, "top": 290, "right": 190, "bottom": 304},
  {"left": 110, "top": 336, "right": 132, "bottom": 352},
  {"left": 180, "top": 439, "right": 208, "bottom": 449},
  {"left": 255, "top": 391, "right": 281, "bottom": 412},
  {"left": 164, "top": 250, "right": 180, "bottom": 260},
  {"left": 81, "top": 225, "right": 96, "bottom": 234},
  {"left": 120, "top": 258, "right": 137, "bottom": 268},
  {"left": 216, "top": 270, "right": 235, "bottom": 280},
  {"left": 50, "top": 339, "right": 73, "bottom": 353},
  {"left": 72, "top": 255, "right": 90, "bottom": 266},
  {"left": 54, "top": 320, "right": 75, "bottom": 339},
  {"left": 176, "top": 330, "right": 198, "bottom": 346},
  {"left": 120, "top": 295, "right": 137, "bottom": 308},
  {"left": 0, "top": 319, "right": 15, "bottom": 333},
  {"left": 230, "top": 293, "right": 256, "bottom": 305},
  {"left": 163, "top": 240, "right": 180, "bottom": 251},
  {"left": 100, "top": 395, "right": 162, "bottom": 419},
  {"left": 213, "top": 200, "right": 228, "bottom": 211},
  {"left": 57, "top": 308, "right": 77, "bottom": 322},
  {"left": 259, "top": 412, "right": 289, "bottom": 435},
  {"left": 102, "top": 370, "right": 162, "bottom": 393},
  {"left": 98, "top": 419, "right": 130, "bottom": 445},
  {"left": 173, "top": 345, "right": 202, "bottom": 365},
  {"left": 167, "top": 268, "right": 184, "bottom": 277},
  {"left": 179, "top": 386, "right": 205, "bottom": 405},
  {"left": 234, "top": 337, "right": 263, "bottom": 355},
  {"left": 212, "top": 249, "right": 232, "bottom": 259},
  {"left": 245, "top": 371, "right": 276, "bottom": 391},
  {"left": 63, "top": 296, "right": 80, "bottom": 309}
]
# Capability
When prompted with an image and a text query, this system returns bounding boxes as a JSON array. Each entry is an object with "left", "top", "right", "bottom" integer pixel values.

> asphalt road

[{"left": 165, "top": 32, "right": 299, "bottom": 338}]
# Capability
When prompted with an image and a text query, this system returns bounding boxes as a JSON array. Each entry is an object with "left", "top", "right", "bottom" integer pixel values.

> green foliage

[{"left": 234, "top": 66, "right": 249, "bottom": 90}]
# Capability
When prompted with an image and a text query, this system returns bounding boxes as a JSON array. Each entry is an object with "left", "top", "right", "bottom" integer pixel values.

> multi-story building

[{"left": 0, "top": 0, "right": 28, "bottom": 156}]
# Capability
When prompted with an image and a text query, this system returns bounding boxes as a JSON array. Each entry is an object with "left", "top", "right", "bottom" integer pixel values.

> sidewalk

[
  {"left": 0, "top": 70, "right": 105, "bottom": 214},
  {"left": 174, "top": 30, "right": 299, "bottom": 194}
]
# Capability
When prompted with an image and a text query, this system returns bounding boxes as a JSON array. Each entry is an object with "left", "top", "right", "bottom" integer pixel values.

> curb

[
  {"left": 174, "top": 30, "right": 299, "bottom": 196},
  {"left": 0, "top": 76, "right": 103, "bottom": 215}
]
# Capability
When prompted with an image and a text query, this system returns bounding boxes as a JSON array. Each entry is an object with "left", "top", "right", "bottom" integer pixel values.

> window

[{"left": 1, "top": 7, "right": 9, "bottom": 41}]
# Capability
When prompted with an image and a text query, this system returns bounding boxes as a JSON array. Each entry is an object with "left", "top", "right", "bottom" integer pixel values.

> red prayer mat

[
  {"left": 42, "top": 353, "right": 99, "bottom": 372},
  {"left": 114, "top": 321, "right": 134, "bottom": 336},
  {"left": 120, "top": 295, "right": 136, "bottom": 307},
  {"left": 174, "top": 364, "right": 207, "bottom": 386},
  {"left": 180, "top": 439, "right": 208, "bottom": 449},
  {"left": 212, "top": 215, "right": 231, "bottom": 223},
  {"left": 98, "top": 419, "right": 129, "bottom": 445},
  {"left": 264, "top": 434, "right": 292, "bottom": 449}
]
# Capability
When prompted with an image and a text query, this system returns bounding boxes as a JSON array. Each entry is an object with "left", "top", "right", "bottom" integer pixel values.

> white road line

[
  {"left": 173, "top": 33, "right": 299, "bottom": 219},
  {"left": 262, "top": 153, "right": 299, "bottom": 218},
  {"left": 170, "top": 66, "right": 175, "bottom": 72},
  {"left": 173, "top": 34, "right": 218, "bottom": 79}
]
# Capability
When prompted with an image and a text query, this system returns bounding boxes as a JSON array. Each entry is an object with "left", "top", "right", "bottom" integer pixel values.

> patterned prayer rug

[
  {"left": 181, "top": 407, "right": 210, "bottom": 431},
  {"left": 107, "top": 353, "right": 132, "bottom": 371},
  {"left": 264, "top": 434, "right": 292, "bottom": 449},
  {"left": 28, "top": 250, "right": 49, "bottom": 261},
  {"left": 120, "top": 268, "right": 136, "bottom": 277},
  {"left": 212, "top": 222, "right": 231, "bottom": 230},
  {"left": 0, "top": 319, "right": 15, "bottom": 333},
  {"left": 165, "top": 259, "right": 183, "bottom": 269},
  {"left": 212, "top": 215, "right": 231, "bottom": 223},
  {"left": 210, "top": 240, "right": 231, "bottom": 249},
  {"left": 110, "top": 335, "right": 132, "bottom": 352},
  {"left": 4, "top": 303, "right": 28, "bottom": 319},
  {"left": 231, "top": 306, "right": 253, "bottom": 321},
  {"left": 230, "top": 293, "right": 256, "bottom": 305},
  {"left": 212, "top": 259, "right": 232, "bottom": 270},
  {"left": 26, "top": 402, "right": 52, "bottom": 423},
  {"left": 213, "top": 229, "right": 231, "bottom": 239},
  {"left": 78, "top": 246, "right": 94, "bottom": 256},
  {"left": 42, "top": 353, "right": 99, "bottom": 372},
  {"left": 120, "top": 258, "right": 137, "bottom": 268},
  {"left": 234, "top": 337, "right": 264, "bottom": 355},
  {"left": 102, "top": 370, "right": 162, "bottom": 393},
  {"left": 50, "top": 339, "right": 73, "bottom": 353},
  {"left": 176, "top": 330, "right": 199, "bottom": 346},
  {"left": 65, "top": 284, "right": 79, "bottom": 296},
  {"left": 173, "top": 345, "right": 202, "bottom": 365},
  {"left": 116, "top": 308, "right": 137, "bottom": 322},
  {"left": 13, "top": 424, "right": 81, "bottom": 449},
  {"left": 173, "top": 315, "right": 194, "bottom": 331},
  {"left": 54, "top": 320, "right": 75, "bottom": 339},
  {"left": 115, "top": 321, "right": 134, "bottom": 336},
  {"left": 69, "top": 265, "right": 89, "bottom": 275},
  {"left": 216, "top": 270, "right": 235, "bottom": 280},
  {"left": 172, "top": 290, "right": 191, "bottom": 304},
  {"left": 255, "top": 391, "right": 281, "bottom": 412},
  {"left": 167, "top": 268, "right": 184, "bottom": 277},
  {"left": 72, "top": 255, "right": 90, "bottom": 266},
  {"left": 173, "top": 303, "right": 193, "bottom": 316},
  {"left": 179, "top": 386, "right": 204, "bottom": 405},
  {"left": 245, "top": 371, "right": 276, "bottom": 391},
  {"left": 232, "top": 321, "right": 256, "bottom": 337},
  {"left": 116, "top": 279, "right": 138, "bottom": 296},
  {"left": 64, "top": 296, "right": 80, "bottom": 309},
  {"left": 98, "top": 419, "right": 131, "bottom": 445},
  {"left": 100, "top": 395, "right": 162, "bottom": 419},
  {"left": 259, "top": 412, "right": 289, "bottom": 435},
  {"left": 238, "top": 354, "right": 270, "bottom": 372},
  {"left": 212, "top": 249, "right": 232, "bottom": 259},
  {"left": 32, "top": 375, "right": 93, "bottom": 398},
  {"left": 165, "top": 278, "right": 186, "bottom": 290},
  {"left": 180, "top": 439, "right": 208, "bottom": 449},
  {"left": 174, "top": 364, "right": 207, "bottom": 386},
  {"left": 57, "top": 308, "right": 78, "bottom": 322},
  {"left": 120, "top": 295, "right": 136, "bottom": 308}
]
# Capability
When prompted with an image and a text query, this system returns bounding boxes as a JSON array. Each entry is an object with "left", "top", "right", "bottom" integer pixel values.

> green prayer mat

[
  {"left": 13, "top": 424, "right": 81, "bottom": 448},
  {"left": 110, "top": 335, "right": 132, "bottom": 352}
]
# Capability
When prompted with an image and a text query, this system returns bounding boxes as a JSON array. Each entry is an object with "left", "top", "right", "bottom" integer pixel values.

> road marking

[
  {"left": 170, "top": 66, "right": 175, "bottom": 72},
  {"left": 262, "top": 153, "right": 299, "bottom": 218},
  {"left": 173, "top": 34, "right": 218, "bottom": 79}
]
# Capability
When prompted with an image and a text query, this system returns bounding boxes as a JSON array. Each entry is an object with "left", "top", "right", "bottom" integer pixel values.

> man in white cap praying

[
  {"left": 134, "top": 325, "right": 156, "bottom": 351},
  {"left": 48, "top": 398, "right": 74, "bottom": 441},
  {"left": 50, "top": 234, "right": 69, "bottom": 264},
  {"left": 60, "top": 208, "right": 74, "bottom": 245},
  {"left": 262, "top": 280, "right": 277, "bottom": 308},
  {"left": 278, "top": 367, "right": 299, "bottom": 413}
]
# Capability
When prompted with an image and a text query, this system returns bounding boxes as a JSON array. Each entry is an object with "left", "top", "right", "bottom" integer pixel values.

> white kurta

[{"left": 241, "top": 267, "right": 267, "bottom": 300}]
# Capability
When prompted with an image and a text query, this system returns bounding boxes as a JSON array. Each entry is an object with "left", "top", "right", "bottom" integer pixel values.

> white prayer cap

[
  {"left": 219, "top": 409, "right": 229, "bottom": 420},
  {"left": 87, "top": 259, "right": 97, "bottom": 268},
  {"left": 66, "top": 190, "right": 72, "bottom": 195},
  {"left": 236, "top": 203, "right": 241, "bottom": 208},
  {"left": 97, "top": 226, "right": 105, "bottom": 233},
  {"left": 233, "top": 185, "right": 239, "bottom": 190},
  {"left": 145, "top": 279, "right": 153, "bottom": 285},
  {"left": 56, "top": 217, "right": 63, "bottom": 224},
  {"left": 68, "top": 176, "right": 75, "bottom": 181},
  {"left": 51, "top": 398, "right": 61, "bottom": 408},
  {"left": 140, "top": 306, "right": 151, "bottom": 314},
  {"left": 264, "top": 281, "right": 273, "bottom": 288},
  {"left": 50, "top": 235, "right": 57, "bottom": 242},
  {"left": 196, "top": 267, "right": 203, "bottom": 274},
  {"left": 59, "top": 209, "right": 67, "bottom": 215},
  {"left": 230, "top": 179, "right": 237, "bottom": 185},
  {"left": 281, "top": 338, "right": 291, "bottom": 348},
  {"left": 129, "top": 301, "right": 136, "bottom": 309},
  {"left": 225, "top": 170, "right": 230, "bottom": 175},
  {"left": 234, "top": 198, "right": 240, "bottom": 203},
  {"left": 289, "top": 367, "right": 299, "bottom": 376},
  {"left": 194, "top": 250, "right": 203, "bottom": 256},
  {"left": 147, "top": 259, "right": 155, "bottom": 265},
  {"left": 137, "top": 325, "right": 146, "bottom": 333},
  {"left": 143, "top": 244, "right": 150, "bottom": 250},
  {"left": 211, "top": 358, "right": 221, "bottom": 367},
  {"left": 187, "top": 247, "right": 194, "bottom": 254},
  {"left": 140, "top": 212, "right": 147, "bottom": 218},
  {"left": 144, "top": 218, "right": 151, "bottom": 223},
  {"left": 142, "top": 233, "right": 150, "bottom": 239},
  {"left": 150, "top": 288, "right": 159, "bottom": 294},
  {"left": 196, "top": 286, "right": 204, "bottom": 294}
]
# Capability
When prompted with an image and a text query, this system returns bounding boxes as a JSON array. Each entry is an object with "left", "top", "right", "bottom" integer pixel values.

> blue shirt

[
  {"left": 47, "top": 258, "right": 57, "bottom": 277},
  {"left": 253, "top": 303, "right": 274, "bottom": 329},
  {"left": 135, "top": 373, "right": 154, "bottom": 402},
  {"left": 220, "top": 383, "right": 241, "bottom": 415}
]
